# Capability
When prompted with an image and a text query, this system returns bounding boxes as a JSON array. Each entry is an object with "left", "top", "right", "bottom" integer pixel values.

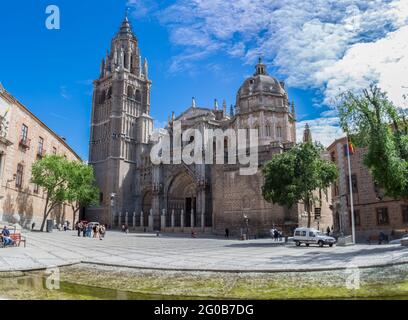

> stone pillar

[
  {"left": 171, "top": 209, "right": 175, "bottom": 230},
  {"left": 161, "top": 209, "right": 166, "bottom": 231},
  {"left": 118, "top": 212, "right": 122, "bottom": 227},
  {"left": 125, "top": 212, "right": 128, "bottom": 226},
  {"left": 133, "top": 212, "right": 136, "bottom": 229},
  {"left": 201, "top": 212, "right": 205, "bottom": 232},
  {"left": 191, "top": 209, "right": 195, "bottom": 229},
  {"left": 180, "top": 209, "right": 184, "bottom": 232},
  {"left": 148, "top": 209, "right": 154, "bottom": 231},
  {"left": 140, "top": 211, "right": 144, "bottom": 228}
]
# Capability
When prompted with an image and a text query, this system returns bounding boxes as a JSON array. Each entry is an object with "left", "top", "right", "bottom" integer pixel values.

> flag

[{"left": 348, "top": 142, "right": 354, "bottom": 155}]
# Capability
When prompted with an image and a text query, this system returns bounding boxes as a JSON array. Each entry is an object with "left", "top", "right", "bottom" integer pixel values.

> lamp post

[
  {"left": 243, "top": 214, "right": 249, "bottom": 240},
  {"left": 110, "top": 193, "right": 116, "bottom": 229}
]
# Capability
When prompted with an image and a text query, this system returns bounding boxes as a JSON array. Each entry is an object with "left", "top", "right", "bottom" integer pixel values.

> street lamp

[
  {"left": 243, "top": 214, "right": 249, "bottom": 240},
  {"left": 110, "top": 193, "right": 116, "bottom": 229}
]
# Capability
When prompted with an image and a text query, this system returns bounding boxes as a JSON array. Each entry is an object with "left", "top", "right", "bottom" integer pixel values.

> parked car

[
  {"left": 389, "top": 234, "right": 408, "bottom": 245},
  {"left": 293, "top": 227, "right": 336, "bottom": 247}
]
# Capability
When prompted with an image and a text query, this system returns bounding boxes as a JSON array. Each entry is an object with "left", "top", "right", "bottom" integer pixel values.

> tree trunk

[
  {"left": 40, "top": 197, "right": 50, "bottom": 232},
  {"left": 72, "top": 205, "right": 80, "bottom": 228},
  {"left": 306, "top": 197, "right": 311, "bottom": 228}
]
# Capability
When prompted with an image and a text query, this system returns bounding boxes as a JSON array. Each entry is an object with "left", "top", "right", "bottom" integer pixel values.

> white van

[{"left": 293, "top": 227, "right": 336, "bottom": 247}]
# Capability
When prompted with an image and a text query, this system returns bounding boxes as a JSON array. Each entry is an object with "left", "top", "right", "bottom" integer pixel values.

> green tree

[
  {"left": 31, "top": 156, "right": 99, "bottom": 231},
  {"left": 338, "top": 85, "right": 408, "bottom": 198},
  {"left": 31, "top": 155, "right": 71, "bottom": 231},
  {"left": 262, "top": 142, "right": 338, "bottom": 227},
  {"left": 66, "top": 161, "right": 99, "bottom": 225}
]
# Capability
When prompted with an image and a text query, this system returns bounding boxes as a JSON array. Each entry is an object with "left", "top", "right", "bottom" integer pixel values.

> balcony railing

[
  {"left": 19, "top": 136, "right": 31, "bottom": 149},
  {"left": 37, "top": 148, "right": 46, "bottom": 158}
]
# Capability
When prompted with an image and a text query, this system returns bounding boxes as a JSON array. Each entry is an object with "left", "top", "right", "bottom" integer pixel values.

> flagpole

[{"left": 346, "top": 133, "right": 356, "bottom": 244}]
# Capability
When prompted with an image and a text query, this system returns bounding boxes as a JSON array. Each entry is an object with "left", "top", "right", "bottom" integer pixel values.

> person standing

[
  {"left": 225, "top": 228, "right": 230, "bottom": 239},
  {"left": 100, "top": 225, "right": 106, "bottom": 240},
  {"left": 77, "top": 222, "right": 82, "bottom": 237},
  {"left": 326, "top": 226, "right": 331, "bottom": 236}
]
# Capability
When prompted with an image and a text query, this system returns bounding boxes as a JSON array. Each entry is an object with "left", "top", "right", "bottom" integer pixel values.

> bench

[{"left": 1, "top": 233, "right": 26, "bottom": 248}]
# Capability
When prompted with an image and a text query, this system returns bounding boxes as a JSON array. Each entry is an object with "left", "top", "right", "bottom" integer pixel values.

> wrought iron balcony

[{"left": 19, "top": 136, "right": 31, "bottom": 149}]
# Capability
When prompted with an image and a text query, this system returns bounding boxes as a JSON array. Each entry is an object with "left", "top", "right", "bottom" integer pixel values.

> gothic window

[
  {"left": 127, "top": 86, "right": 134, "bottom": 99},
  {"left": 106, "top": 87, "right": 112, "bottom": 100},
  {"left": 265, "top": 124, "right": 272, "bottom": 137},
  {"left": 99, "top": 90, "right": 106, "bottom": 104},
  {"left": 276, "top": 126, "right": 282, "bottom": 139},
  {"left": 255, "top": 125, "right": 260, "bottom": 138},
  {"left": 135, "top": 90, "right": 141, "bottom": 102}
]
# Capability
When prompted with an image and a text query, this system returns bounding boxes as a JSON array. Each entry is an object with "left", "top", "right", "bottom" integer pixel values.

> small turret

[
  {"left": 192, "top": 97, "right": 196, "bottom": 109},
  {"left": 303, "top": 123, "right": 312, "bottom": 143},
  {"left": 255, "top": 57, "right": 267, "bottom": 76},
  {"left": 143, "top": 58, "right": 149, "bottom": 79},
  {"left": 291, "top": 101, "right": 296, "bottom": 115},
  {"left": 214, "top": 99, "right": 219, "bottom": 111},
  {"left": 230, "top": 105, "right": 234, "bottom": 117}
]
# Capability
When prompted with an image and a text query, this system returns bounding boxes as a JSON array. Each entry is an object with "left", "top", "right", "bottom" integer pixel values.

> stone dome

[{"left": 237, "top": 59, "right": 286, "bottom": 97}]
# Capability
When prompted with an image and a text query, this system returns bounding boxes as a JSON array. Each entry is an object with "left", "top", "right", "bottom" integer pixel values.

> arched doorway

[
  {"left": 142, "top": 190, "right": 152, "bottom": 227},
  {"left": 167, "top": 172, "right": 197, "bottom": 227}
]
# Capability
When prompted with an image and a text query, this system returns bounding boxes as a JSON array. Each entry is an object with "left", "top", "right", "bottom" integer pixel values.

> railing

[
  {"left": 19, "top": 136, "right": 31, "bottom": 149},
  {"left": 37, "top": 148, "right": 46, "bottom": 158}
]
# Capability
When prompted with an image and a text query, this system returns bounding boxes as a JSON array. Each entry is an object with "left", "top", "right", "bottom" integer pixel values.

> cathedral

[{"left": 87, "top": 16, "right": 333, "bottom": 236}]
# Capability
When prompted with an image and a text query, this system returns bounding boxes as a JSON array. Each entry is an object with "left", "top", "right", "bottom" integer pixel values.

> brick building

[
  {"left": 327, "top": 136, "right": 408, "bottom": 242},
  {"left": 0, "top": 84, "right": 82, "bottom": 229}
]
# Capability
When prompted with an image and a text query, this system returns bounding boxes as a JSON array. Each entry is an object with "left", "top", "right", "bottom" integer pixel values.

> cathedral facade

[{"left": 87, "top": 17, "right": 333, "bottom": 236}]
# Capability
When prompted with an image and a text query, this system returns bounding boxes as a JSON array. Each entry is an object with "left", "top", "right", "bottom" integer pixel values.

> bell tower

[{"left": 88, "top": 14, "right": 153, "bottom": 224}]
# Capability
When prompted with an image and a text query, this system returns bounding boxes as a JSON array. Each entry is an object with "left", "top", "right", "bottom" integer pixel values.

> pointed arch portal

[{"left": 167, "top": 172, "right": 197, "bottom": 227}]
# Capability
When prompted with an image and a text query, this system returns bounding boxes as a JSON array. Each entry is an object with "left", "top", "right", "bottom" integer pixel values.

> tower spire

[{"left": 303, "top": 123, "right": 312, "bottom": 143}]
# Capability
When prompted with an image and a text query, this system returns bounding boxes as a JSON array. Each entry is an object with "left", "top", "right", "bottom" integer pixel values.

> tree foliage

[
  {"left": 262, "top": 142, "right": 338, "bottom": 227},
  {"left": 338, "top": 85, "right": 408, "bottom": 198},
  {"left": 66, "top": 161, "right": 99, "bottom": 224},
  {"left": 31, "top": 155, "right": 99, "bottom": 231}
]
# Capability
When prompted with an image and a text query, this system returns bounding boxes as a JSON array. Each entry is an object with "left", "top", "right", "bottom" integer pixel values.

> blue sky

[{"left": 1, "top": 0, "right": 408, "bottom": 160}]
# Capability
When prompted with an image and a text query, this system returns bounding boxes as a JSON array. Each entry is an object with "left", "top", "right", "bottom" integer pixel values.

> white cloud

[
  {"left": 297, "top": 117, "right": 344, "bottom": 147},
  {"left": 129, "top": 0, "right": 408, "bottom": 107}
]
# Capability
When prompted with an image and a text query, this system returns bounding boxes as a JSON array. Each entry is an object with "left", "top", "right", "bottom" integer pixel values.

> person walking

[
  {"left": 225, "top": 228, "right": 230, "bottom": 239},
  {"left": 77, "top": 222, "right": 82, "bottom": 237},
  {"left": 100, "top": 225, "right": 106, "bottom": 240}
]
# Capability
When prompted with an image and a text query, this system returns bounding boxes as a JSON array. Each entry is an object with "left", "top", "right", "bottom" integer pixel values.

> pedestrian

[
  {"left": 63, "top": 222, "right": 67, "bottom": 232},
  {"left": 31, "top": 222, "right": 36, "bottom": 231},
  {"left": 82, "top": 223, "right": 87, "bottom": 237},
  {"left": 326, "top": 226, "right": 331, "bottom": 236},
  {"left": 125, "top": 224, "right": 129, "bottom": 234},
  {"left": 191, "top": 229, "right": 197, "bottom": 238},
  {"left": 77, "top": 222, "right": 82, "bottom": 237},
  {"left": 225, "top": 228, "right": 230, "bottom": 239},
  {"left": 93, "top": 225, "right": 99, "bottom": 238},
  {"left": 273, "top": 229, "right": 279, "bottom": 241},
  {"left": 100, "top": 225, "right": 106, "bottom": 240}
]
